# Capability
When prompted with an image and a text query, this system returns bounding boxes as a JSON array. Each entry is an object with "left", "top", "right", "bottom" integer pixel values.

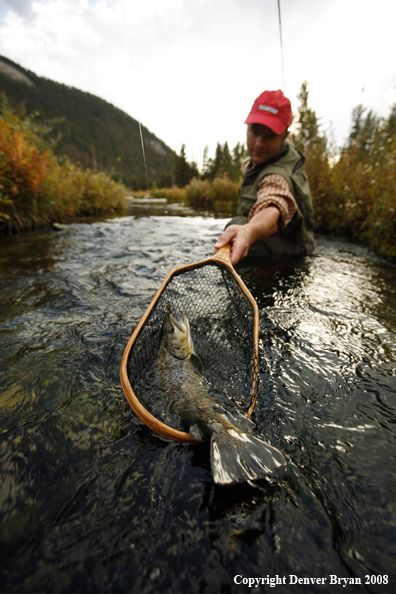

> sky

[{"left": 1, "top": 0, "right": 396, "bottom": 169}]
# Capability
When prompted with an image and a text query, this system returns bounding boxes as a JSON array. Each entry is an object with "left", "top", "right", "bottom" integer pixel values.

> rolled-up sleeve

[{"left": 248, "top": 174, "right": 297, "bottom": 231}]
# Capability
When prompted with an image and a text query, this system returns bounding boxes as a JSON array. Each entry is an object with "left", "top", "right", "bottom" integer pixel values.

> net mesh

[{"left": 126, "top": 261, "right": 259, "bottom": 432}]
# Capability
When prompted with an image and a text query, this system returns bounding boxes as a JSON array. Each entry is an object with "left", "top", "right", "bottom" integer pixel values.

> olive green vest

[{"left": 238, "top": 142, "right": 314, "bottom": 247}]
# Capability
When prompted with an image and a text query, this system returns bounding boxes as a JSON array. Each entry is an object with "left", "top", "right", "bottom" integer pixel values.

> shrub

[
  {"left": 295, "top": 83, "right": 396, "bottom": 258},
  {"left": 185, "top": 176, "right": 238, "bottom": 215},
  {"left": 150, "top": 185, "right": 186, "bottom": 201},
  {"left": 0, "top": 96, "right": 126, "bottom": 233},
  {"left": 185, "top": 178, "right": 212, "bottom": 207}
]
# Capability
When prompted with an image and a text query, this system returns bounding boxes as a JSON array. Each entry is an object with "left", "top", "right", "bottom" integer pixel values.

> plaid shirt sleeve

[{"left": 248, "top": 174, "right": 298, "bottom": 231}]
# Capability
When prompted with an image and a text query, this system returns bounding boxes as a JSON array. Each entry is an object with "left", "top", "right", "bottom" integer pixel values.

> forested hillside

[{"left": 0, "top": 55, "right": 174, "bottom": 189}]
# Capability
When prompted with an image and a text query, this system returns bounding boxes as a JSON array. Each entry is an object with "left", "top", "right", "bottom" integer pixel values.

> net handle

[{"left": 212, "top": 244, "right": 232, "bottom": 265}]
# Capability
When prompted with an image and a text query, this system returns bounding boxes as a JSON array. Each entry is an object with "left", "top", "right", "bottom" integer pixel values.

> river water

[{"left": 0, "top": 200, "right": 395, "bottom": 593}]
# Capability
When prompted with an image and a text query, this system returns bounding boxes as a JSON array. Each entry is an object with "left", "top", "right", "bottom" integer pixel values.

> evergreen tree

[
  {"left": 386, "top": 103, "right": 396, "bottom": 137},
  {"left": 210, "top": 142, "right": 223, "bottom": 179},
  {"left": 230, "top": 142, "right": 246, "bottom": 181},
  {"left": 158, "top": 170, "right": 173, "bottom": 188},
  {"left": 222, "top": 142, "right": 233, "bottom": 176},
  {"left": 349, "top": 104, "right": 366, "bottom": 145},
  {"left": 201, "top": 141, "right": 246, "bottom": 181},
  {"left": 202, "top": 145, "right": 209, "bottom": 175},
  {"left": 295, "top": 80, "right": 323, "bottom": 153},
  {"left": 203, "top": 142, "right": 226, "bottom": 180},
  {"left": 348, "top": 106, "right": 380, "bottom": 161},
  {"left": 294, "top": 81, "right": 329, "bottom": 202},
  {"left": 173, "top": 145, "right": 198, "bottom": 187}
]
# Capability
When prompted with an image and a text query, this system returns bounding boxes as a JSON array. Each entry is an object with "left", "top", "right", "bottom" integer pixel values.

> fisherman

[{"left": 214, "top": 89, "right": 315, "bottom": 265}]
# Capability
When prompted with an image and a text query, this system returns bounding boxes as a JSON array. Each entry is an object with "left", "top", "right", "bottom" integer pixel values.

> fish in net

[{"left": 120, "top": 246, "right": 286, "bottom": 484}]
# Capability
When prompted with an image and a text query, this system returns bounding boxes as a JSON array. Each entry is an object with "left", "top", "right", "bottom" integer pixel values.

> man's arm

[{"left": 214, "top": 206, "right": 280, "bottom": 265}]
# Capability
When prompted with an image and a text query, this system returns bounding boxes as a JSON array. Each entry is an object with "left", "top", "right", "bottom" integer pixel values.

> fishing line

[
  {"left": 277, "top": 0, "right": 286, "bottom": 93},
  {"left": 121, "top": 0, "right": 150, "bottom": 192}
]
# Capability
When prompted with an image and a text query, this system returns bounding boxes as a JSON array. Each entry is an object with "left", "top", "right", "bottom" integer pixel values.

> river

[{"left": 0, "top": 200, "right": 395, "bottom": 593}]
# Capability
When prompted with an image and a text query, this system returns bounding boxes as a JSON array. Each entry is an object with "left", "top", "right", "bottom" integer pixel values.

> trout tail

[{"left": 210, "top": 429, "right": 286, "bottom": 485}]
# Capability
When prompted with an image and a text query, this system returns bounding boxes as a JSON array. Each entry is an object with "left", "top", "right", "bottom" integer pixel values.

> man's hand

[
  {"left": 214, "top": 225, "right": 253, "bottom": 266},
  {"left": 214, "top": 206, "right": 280, "bottom": 265}
]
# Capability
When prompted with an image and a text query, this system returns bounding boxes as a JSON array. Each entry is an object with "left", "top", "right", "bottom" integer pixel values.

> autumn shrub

[
  {"left": 185, "top": 178, "right": 212, "bottom": 206},
  {"left": 186, "top": 176, "right": 238, "bottom": 215},
  {"left": 0, "top": 105, "right": 54, "bottom": 229},
  {"left": 211, "top": 176, "right": 239, "bottom": 207},
  {"left": 313, "top": 111, "right": 396, "bottom": 257},
  {"left": 0, "top": 97, "right": 126, "bottom": 233},
  {"left": 150, "top": 185, "right": 186, "bottom": 201},
  {"left": 295, "top": 82, "right": 396, "bottom": 257}
]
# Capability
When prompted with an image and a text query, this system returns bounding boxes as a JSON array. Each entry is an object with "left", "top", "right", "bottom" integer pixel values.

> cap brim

[{"left": 244, "top": 112, "right": 287, "bottom": 135}]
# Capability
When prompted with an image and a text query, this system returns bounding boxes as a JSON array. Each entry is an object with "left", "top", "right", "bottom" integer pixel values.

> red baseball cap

[{"left": 244, "top": 90, "right": 292, "bottom": 134}]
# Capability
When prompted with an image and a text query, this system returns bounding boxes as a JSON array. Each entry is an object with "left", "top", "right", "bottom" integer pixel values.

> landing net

[{"left": 125, "top": 260, "right": 259, "bottom": 436}]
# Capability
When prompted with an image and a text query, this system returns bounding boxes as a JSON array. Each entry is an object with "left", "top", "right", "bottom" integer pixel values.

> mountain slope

[{"left": 0, "top": 56, "right": 174, "bottom": 189}]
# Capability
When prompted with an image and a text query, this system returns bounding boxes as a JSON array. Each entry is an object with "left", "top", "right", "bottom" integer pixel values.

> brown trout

[{"left": 155, "top": 305, "right": 286, "bottom": 485}]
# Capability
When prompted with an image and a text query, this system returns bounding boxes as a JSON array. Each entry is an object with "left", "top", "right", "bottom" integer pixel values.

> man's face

[{"left": 246, "top": 124, "right": 288, "bottom": 166}]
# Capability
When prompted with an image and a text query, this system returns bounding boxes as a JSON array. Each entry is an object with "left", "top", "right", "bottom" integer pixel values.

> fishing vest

[{"left": 237, "top": 142, "right": 315, "bottom": 247}]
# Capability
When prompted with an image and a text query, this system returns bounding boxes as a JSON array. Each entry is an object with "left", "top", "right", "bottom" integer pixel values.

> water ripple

[{"left": 0, "top": 219, "right": 396, "bottom": 592}]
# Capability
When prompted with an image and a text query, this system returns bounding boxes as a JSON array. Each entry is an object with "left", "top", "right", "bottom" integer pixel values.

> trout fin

[
  {"left": 210, "top": 430, "right": 287, "bottom": 485},
  {"left": 189, "top": 423, "right": 205, "bottom": 441},
  {"left": 190, "top": 353, "right": 203, "bottom": 374}
]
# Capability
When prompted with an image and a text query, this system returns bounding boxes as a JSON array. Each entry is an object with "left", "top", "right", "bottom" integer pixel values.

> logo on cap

[{"left": 258, "top": 105, "right": 279, "bottom": 115}]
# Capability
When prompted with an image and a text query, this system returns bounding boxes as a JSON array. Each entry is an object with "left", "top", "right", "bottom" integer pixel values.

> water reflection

[{"left": 0, "top": 214, "right": 395, "bottom": 592}]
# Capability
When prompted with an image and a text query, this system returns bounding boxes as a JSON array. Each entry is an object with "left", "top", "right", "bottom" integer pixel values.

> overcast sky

[{"left": 1, "top": 0, "right": 395, "bottom": 168}]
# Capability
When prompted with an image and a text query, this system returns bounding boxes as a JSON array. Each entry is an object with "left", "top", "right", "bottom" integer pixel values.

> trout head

[
  {"left": 163, "top": 304, "right": 193, "bottom": 359},
  {"left": 162, "top": 305, "right": 203, "bottom": 371}
]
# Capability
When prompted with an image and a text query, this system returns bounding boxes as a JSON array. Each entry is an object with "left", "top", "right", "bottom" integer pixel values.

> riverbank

[
  {"left": 0, "top": 97, "right": 126, "bottom": 235},
  {"left": 1, "top": 95, "right": 394, "bottom": 259},
  {"left": 130, "top": 177, "right": 238, "bottom": 218},
  {"left": 131, "top": 172, "right": 396, "bottom": 260}
]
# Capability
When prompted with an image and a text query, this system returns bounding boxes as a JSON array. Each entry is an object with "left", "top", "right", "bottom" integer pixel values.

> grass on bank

[
  {"left": 129, "top": 176, "right": 239, "bottom": 217},
  {"left": 0, "top": 97, "right": 126, "bottom": 234}
]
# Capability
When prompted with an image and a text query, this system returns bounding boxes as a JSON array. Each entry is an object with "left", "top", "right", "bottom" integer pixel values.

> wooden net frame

[{"left": 120, "top": 245, "right": 259, "bottom": 443}]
